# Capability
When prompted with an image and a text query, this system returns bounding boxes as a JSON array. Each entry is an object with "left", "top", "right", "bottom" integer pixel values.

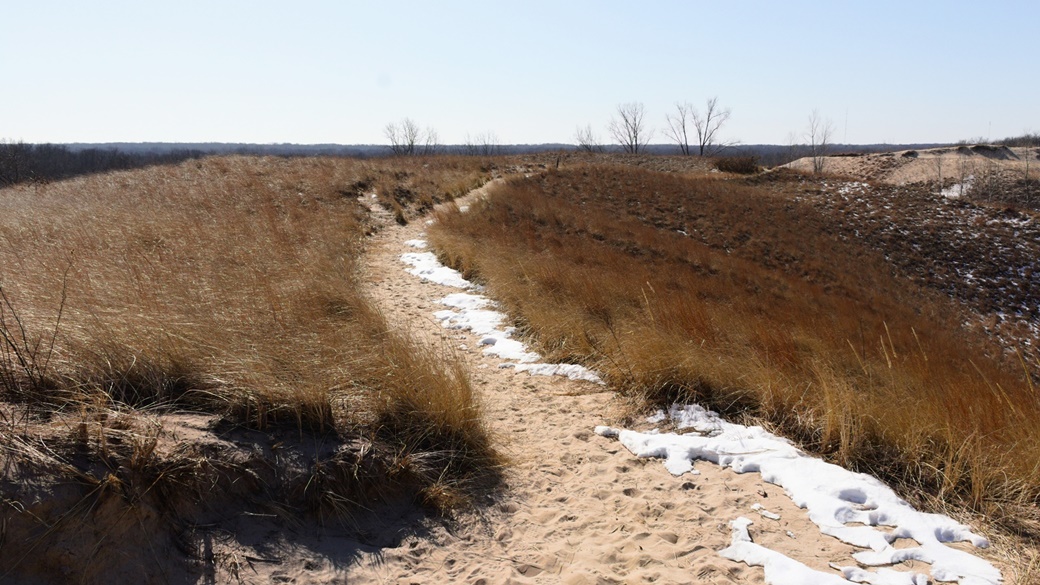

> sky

[{"left": 2, "top": 0, "right": 1037, "bottom": 146}]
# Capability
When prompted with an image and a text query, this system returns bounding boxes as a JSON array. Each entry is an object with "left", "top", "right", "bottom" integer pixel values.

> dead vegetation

[
  {"left": 776, "top": 172, "right": 1040, "bottom": 353},
  {"left": 0, "top": 155, "right": 499, "bottom": 583},
  {"left": 347, "top": 155, "right": 492, "bottom": 225},
  {"left": 429, "top": 164, "right": 1040, "bottom": 546}
]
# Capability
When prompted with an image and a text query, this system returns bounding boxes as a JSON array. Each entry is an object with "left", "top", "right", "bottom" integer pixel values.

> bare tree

[
  {"left": 692, "top": 97, "right": 733, "bottom": 156},
  {"left": 460, "top": 131, "right": 499, "bottom": 156},
  {"left": 385, "top": 118, "right": 438, "bottom": 156},
  {"left": 385, "top": 118, "right": 419, "bottom": 156},
  {"left": 608, "top": 102, "right": 653, "bottom": 154},
  {"left": 421, "top": 127, "right": 438, "bottom": 156},
  {"left": 476, "top": 131, "right": 498, "bottom": 156},
  {"left": 664, "top": 103, "right": 693, "bottom": 155},
  {"left": 805, "top": 109, "right": 834, "bottom": 173},
  {"left": 574, "top": 124, "right": 603, "bottom": 153},
  {"left": 460, "top": 134, "right": 477, "bottom": 156},
  {"left": 934, "top": 152, "right": 944, "bottom": 196},
  {"left": 667, "top": 97, "right": 734, "bottom": 157},
  {"left": 956, "top": 152, "right": 976, "bottom": 197}
]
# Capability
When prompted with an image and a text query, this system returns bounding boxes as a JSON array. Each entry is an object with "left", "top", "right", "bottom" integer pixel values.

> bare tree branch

[
  {"left": 664, "top": 103, "right": 692, "bottom": 156},
  {"left": 665, "top": 98, "right": 734, "bottom": 157},
  {"left": 608, "top": 102, "right": 653, "bottom": 154},
  {"left": 692, "top": 96, "right": 733, "bottom": 156},
  {"left": 385, "top": 118, "right": 418, "bottom": 156},
  {"left": 575, "top": 124, "right": 603, "bottom": 153},
  {"left": 385, "top": 118, "right": 438, "bottom": 156},
  {"left": 805, "top": 109, "right": 834, "bottom": 173},
  {"left": 461, "top": 131, "right": 498, "bottom": 156},
  {"left": 421, "top": 126, "right": 438, "bottom": 156}
]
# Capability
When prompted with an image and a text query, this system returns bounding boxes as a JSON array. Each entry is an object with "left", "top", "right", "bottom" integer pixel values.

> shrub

[{"left": 713, "top": 155, "right": 760, "bottom": 174}]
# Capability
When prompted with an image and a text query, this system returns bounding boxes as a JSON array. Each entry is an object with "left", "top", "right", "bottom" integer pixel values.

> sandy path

[{"left": 340, "top": 183, "right": 867, "bottom": 585}]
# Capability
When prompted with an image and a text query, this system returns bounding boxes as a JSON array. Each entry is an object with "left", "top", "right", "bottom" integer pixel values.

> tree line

[{"left": 0, "top": 141, "right": 204, "bottom": 186}]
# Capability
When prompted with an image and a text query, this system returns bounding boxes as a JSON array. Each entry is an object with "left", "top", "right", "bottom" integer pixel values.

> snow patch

[
  {"left": 599, "top": 404, "right": 1001, "bottom": 585},
  {"left": 400, "top": 240, "right": 604, "bottom": 384},
  {"left": 438, "top": 293, "right": 492, "bottom": 310},
  {"left": 435, "top": 308, "right": 506, "bottom": 337},
  {"left": 941, "top": 175, "right": 974, "bottom": 199},
  {"left": 400, "top": 252, "right": 479, "bottom": 290},
  {"left": 751, "top": 503, "right": 781, "bottom": 520},
  {"left": 720, "top": 517, "right": 853, "bottom": 584},
  {"left": 510, "top": 362, "right": 604, "bottom": 384}
]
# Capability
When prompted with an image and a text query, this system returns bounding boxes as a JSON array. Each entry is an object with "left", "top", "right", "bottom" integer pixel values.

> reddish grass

[{"left": 430, "top": 164, "right": 1040, "bottom": 521}]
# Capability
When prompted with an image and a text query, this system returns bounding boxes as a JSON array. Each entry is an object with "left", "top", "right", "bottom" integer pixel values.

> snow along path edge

[
  {"left": 400, "top": 238, "right": 604, "bottom": 384},
  {"left": 596, "top": 404, "right": 1001, "bottom": 585}
]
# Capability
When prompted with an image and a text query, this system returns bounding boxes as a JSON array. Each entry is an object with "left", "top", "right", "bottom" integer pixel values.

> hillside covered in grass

[
  {"left": 0, "top": 155, "right": 498, "bottom": 583},
  {"left": 429, "top": 164, "right": 1040, "bottom": 533}
]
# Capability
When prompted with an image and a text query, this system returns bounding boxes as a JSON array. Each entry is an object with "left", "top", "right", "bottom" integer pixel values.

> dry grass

[
  {"left": 429, "top": 164, "right": 1040, "bottom": 532},
  {"left": 0, "top": 155, "right": 498, "bottom": 582},
  {"left": 352, "top": 154, "right": 493, "bottom": 224}
]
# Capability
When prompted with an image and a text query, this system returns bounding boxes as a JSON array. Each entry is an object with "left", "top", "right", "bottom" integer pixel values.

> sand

[{"left": 785, "top": 145, "right": 1038, "bottom": 186}]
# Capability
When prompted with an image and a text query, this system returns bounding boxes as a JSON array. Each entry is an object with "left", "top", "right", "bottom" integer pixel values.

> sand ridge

[{"left": 785, "top": 145, "right": 1038, "bottom": 185}]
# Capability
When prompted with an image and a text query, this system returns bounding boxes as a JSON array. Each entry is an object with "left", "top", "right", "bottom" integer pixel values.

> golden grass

[
  {"left": 429, "top": 165, "right": 1040, "bottom": 523},
  {"left": 0, "top": 155, "right": 498, "bottom": 580}
]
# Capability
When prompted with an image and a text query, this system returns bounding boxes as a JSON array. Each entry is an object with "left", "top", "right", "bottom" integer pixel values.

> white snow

[
  {"left": 751, "top": 503, "right": 781, "bottom": 520},
  {"left": 400, "top": 251, "right": 480, "bottom": 290},
  {"left": 399, "top": 241, "right": 604, "bottom": 384},
  {"left": 838, "top": 182, "right": 869, "bottom": 196},
  {"left": 511, "top": 362, "right": 604, "bottom": 384},
  {"left": 719, "top": 517, "right": 854, "bottom": 585},
  {"left": 482, "top": 336, "right": 541, "bottom": 363},
  {"left": 942, "top": 175, "right": 974, "bottom": 199},
  {"left": 597, "top": 404, "right": 1001, "bottom": 585},
  {"left": 438, "top": 293, "right": 492, "bottom": 310},
  {"left": 435, "top": 308, "right": 506, "bottom": 337}
]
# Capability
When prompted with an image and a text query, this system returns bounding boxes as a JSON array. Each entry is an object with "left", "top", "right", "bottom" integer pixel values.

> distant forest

[
  {"left": 0, "top": 140, "right": 961, "bottom": 187},
  {"left": 0, "top": 142, "right": 204, "bottom": 186}
]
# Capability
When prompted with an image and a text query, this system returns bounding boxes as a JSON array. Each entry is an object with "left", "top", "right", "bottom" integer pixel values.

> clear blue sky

[{"left": 2, "top": 0, "right": 1036, "bottom": 146}]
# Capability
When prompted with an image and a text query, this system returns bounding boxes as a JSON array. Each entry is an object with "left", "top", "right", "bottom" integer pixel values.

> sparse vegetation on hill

[
  {"left": 429, "top": 165, "right": 1040, "bottom": 533},
  {"left": 775, "top": 172, "right": 1040, "bottom": 344},
  {"left": 0, "top": 156, "right": 498, "bottom": 582}
]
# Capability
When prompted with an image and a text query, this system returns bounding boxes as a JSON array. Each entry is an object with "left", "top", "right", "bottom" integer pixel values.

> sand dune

[{"left": 785, "top": 145, "right": 1037, "bottom": 186}]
